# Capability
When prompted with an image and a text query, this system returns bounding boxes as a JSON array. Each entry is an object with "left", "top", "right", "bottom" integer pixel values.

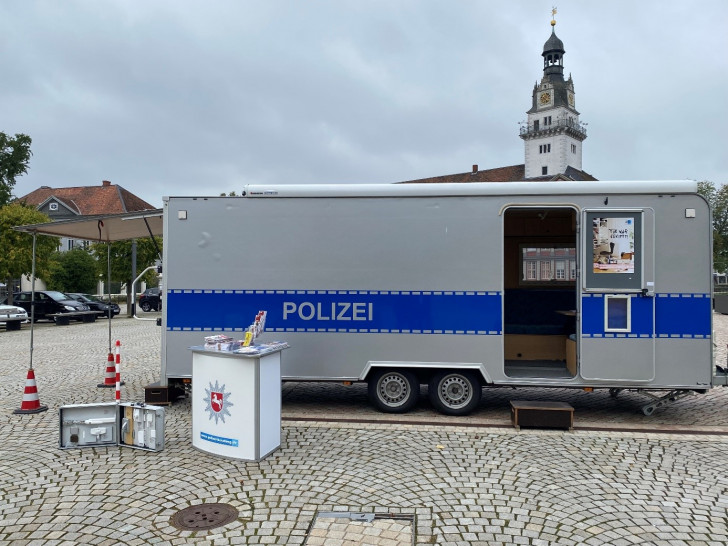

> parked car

[
  {"left": 0, "top": 304, "right": 29, "bottom": 330},
  {"left": 138, "top": 287, "right": 162, "bottom": 312},
  {"left": 12, "top": 291, "right": 91, "bottom": 322},
  {"left": 66, "top": 293, "right": 121, "bottom": 318}
]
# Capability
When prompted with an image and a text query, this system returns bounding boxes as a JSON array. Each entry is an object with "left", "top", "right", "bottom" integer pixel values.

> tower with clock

[{"left": 520, "top": 11, "right": 587, "bottom": 179}]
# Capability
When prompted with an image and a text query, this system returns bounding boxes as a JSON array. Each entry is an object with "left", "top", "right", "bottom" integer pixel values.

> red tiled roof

[
  {"left": 399, "top": 165, "right": 527, "bottom": 184},
  {"left": 398, "top": 164, "right": 598, "bottom": 184},
  {"left": 16, "top": 182, "right": 156, "bottom": 215}
]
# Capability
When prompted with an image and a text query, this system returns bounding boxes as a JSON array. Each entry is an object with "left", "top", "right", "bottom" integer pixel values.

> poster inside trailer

[{"left": 592, "top": 217, "right": 634, "bottom": 273}]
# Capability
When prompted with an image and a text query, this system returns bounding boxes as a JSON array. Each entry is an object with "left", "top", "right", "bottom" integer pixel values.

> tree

[
  {"left": 46, "top": 248, "right": 98, "bottom": 293},
  {"left": 697, "top": 181, "right": 728, "bottom": 273},
  {"left": 0, "top": 203, "right": 58, "bottom": 301},
  {"left": 90, "top": 237, "right": 162, "bottom": 313},
  {"left": 0, "top": 133, "right": 33, "bottom": 207}
]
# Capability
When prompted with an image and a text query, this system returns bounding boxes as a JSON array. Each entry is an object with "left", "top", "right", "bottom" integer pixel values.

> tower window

[
  {"left": 571, "top": 144, "right": 577, "bottom": 154},
  {"left": 539, "top": 144, "right": 551, "bottom": 154},
  {"left": 543, "top": 116, "right": 552, "bottom": 126},
  {"left": 542, "top": 166, "right": 548, "bottom": 175}
]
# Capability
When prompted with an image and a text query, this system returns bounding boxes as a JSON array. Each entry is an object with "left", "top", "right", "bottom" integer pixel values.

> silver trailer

[{"left": 159, "top": 181, "right": 723, "bottom": 415}]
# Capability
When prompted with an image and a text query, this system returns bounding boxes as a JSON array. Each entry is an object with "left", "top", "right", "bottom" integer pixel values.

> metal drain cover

[
  {"left": 305, "top": 511, "right": 415, "bottom": 545},
  {"left": 170, "top": 503, "right": 239, "bottom": 531}
]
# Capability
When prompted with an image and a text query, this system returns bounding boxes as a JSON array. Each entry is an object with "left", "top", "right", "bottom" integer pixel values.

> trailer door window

[
  {"left": 585, "top": 211, "right": 642, "bottom": 291},
  {"left": 605, "top": 295, "right": 631, "bottom": 332}
]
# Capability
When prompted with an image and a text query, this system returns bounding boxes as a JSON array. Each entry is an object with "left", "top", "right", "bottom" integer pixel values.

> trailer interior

[{"left": 503, "top": 207, "right": 577, "bottom": 379}]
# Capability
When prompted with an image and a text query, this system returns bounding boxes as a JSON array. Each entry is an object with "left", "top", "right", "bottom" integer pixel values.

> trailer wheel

[
  {"left": 428, "top": 370, "right": 481, "bottom": 416},
  {"left": 368, "top": 369, "right": 420, "bottom": 413}
]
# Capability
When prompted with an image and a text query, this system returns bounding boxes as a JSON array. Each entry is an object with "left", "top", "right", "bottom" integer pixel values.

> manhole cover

[
  {"left": 170, "top": 503, "right": 239, "bottom": 531},
  {"left": 305, "top": 511, "right": 415, "bottom": 545}
]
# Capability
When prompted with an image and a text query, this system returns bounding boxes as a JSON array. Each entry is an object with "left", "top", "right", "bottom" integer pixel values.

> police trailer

[{"left": 157, "top": 180, "right": 724, "bottom": 416}]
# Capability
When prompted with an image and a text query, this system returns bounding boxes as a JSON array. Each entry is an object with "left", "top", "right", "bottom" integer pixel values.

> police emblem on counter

[{"left": 203, "top": 380, "right": 234, "bottom": 424}]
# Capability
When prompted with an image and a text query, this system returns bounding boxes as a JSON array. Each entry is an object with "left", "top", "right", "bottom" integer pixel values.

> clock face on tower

[
  {"left": 539, "top": 92, "right": 551, "bottom": 105},
  {"left": 568, "top": 93, "right": 575, "bottom": 107}
]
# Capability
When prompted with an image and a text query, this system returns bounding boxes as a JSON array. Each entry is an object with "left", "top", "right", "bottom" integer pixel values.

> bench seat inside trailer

[
  {"left": 503, "top": 289, "right": 576, "bottom": 378},
  {"left": 503, "top": 289, "right": 574, "bottom": 335}
]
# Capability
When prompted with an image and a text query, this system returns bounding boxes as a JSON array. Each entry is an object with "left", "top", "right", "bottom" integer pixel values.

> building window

[
  {"left": 543, "top": 116, "right": 552, "bottom": 126},
  {"left": 542, "top": 166, "right": 548, "bottom": 175},
  {"left": 520, "top": 246, "right": 577, "bottom": 286},
  {"left": 539, "top": 144, "right": 551, "bottom": 154},
  {"left": 571, "top": 144, "right": 577, "bottom": 154},
  {"left": 555, "top": 260, "right": 566, "bottom": 280},
  {"left": 540, "top": 261, "right": 552, "bottom": 280}
]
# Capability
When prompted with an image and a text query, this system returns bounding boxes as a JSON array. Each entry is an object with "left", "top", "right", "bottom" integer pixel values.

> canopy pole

[
  {"left": 107, "top": 242, "right": 112, "bottom": 353},
  {"left": 29, "top": 232, "right": 37, "bottom": 370}
]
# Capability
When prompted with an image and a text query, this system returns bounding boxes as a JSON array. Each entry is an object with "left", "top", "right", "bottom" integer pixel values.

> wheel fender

[{"left": 362, "top": 361, "right": 492, "bottom": 384}]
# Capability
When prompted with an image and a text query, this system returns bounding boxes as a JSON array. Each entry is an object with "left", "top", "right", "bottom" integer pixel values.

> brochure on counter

[
  {"left": 234, "top": 342, "right": 289, "bottom": 356},
  {"left": 193, "top": 311, "right": 287, "bottom": 355}
]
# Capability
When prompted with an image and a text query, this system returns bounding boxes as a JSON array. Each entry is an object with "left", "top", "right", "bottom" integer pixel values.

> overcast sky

[{"left": 2, "top": 1, "right": 726, "bottom": 208}]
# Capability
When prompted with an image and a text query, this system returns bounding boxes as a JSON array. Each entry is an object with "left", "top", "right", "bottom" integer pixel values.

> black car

[
  {"left": 139, "top": 287, "right": 162, "bottom": 312},
  {"left": 12, "top": 291, "right": 91, "bottom": 322},
  {"left": 66, "top": 293, "right": 121, "bottom": 318}
]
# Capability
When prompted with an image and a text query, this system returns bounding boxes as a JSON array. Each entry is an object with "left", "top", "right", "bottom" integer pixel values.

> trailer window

[
  {"left": 519, "top": 245, "right": 576, "bottom": 285},
  {"left": 605, "top": 295, "right": 631, "bottom": 332},
  {"left": 585, "top": 211, "right": 642, "bottom": 291}
]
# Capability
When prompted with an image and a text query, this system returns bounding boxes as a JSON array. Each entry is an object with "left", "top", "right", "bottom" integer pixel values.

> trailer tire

[
  {"left": 428, "top": 370, "right": 481, "bottom": 416},
  {"left": 368, "top": 369, "right": 420, "bottom": 413}
]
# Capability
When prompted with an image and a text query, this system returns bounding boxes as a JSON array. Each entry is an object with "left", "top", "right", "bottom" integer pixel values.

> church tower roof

[{"left": 541, "top": 19, "right": 566, "bottom": 82}]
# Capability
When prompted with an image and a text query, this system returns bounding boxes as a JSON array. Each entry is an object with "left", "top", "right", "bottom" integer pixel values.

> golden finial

[{"left": 551, "top": 6, "right": 557, "bottom": 26}]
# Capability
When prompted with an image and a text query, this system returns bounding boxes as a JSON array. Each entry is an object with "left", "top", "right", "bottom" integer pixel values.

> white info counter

[{"left": 190, "top": 342, "right": 288, "bottom": 461}]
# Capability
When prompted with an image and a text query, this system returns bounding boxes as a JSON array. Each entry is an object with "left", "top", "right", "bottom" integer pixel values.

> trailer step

[{"left": 510, "top": 400, "right": 574, "bottom": 431}]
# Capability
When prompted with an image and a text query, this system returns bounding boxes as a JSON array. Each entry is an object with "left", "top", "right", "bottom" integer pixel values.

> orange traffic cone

[
  {"left": 98, "top": 352, "right": 116, "bottom": 388},
  {"left": 13, "top": 369, "right": 48, "bottom": 414}
]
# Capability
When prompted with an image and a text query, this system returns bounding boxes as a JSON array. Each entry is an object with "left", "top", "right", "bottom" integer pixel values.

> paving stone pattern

[{"left": 1, "top": 312, "right": 727, "bottom": 545}]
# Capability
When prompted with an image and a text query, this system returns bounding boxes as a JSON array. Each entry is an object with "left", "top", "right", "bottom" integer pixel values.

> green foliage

[
  {"left": 46, "top": 248, "right": 98, "bottom": 293},
  {"left": 0, "top": 203, "right": 57, "bottom": 286},
  {"left": 0, "top": 132, "right": 33, "bottom": 206},
  {"left": 89, "top": 237, "right": 162, "bottom": 288},
  {"left": 697, "top": 181, "right": 728, "bottom": 273}
]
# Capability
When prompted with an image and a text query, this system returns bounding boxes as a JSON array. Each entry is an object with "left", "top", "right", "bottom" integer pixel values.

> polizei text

[{"left": 282, "top": 301, "right": 374, "bottom": 322}]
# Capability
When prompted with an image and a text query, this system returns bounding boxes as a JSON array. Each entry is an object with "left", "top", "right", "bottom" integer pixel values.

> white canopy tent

[{"left": 13, "top": 209, "right": 163, "bottom": 370}]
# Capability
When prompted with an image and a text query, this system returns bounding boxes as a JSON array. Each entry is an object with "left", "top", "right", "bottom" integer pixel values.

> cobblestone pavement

[{"left": 1, "top": 312, "right": 727, "bottom": 545}]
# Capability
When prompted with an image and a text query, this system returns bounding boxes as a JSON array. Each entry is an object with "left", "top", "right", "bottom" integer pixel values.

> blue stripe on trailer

[
  {"left": 581, "top": 293, "right": 710, "bottom": 338},
  {"left": 581, "top": 293, "right": 654, "bottom": 337},
  {"left": 655, "top": 293, "right": 711, "bottom": 338},
  {"left": 167, "top": 289, "right": 503, "bottom": 334}
]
